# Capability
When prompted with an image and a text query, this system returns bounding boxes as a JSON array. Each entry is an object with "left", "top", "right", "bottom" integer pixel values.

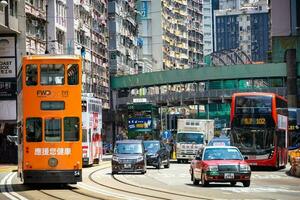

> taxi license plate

[
  {"left": 224, "top": 173, "right": 234, "bottom": 179},
  {"left": 124, "top": 164, "right": 131, "bottom": 168}
]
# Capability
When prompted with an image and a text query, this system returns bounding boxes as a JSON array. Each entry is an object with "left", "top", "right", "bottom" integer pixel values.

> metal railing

[{"left": 116, "top": 87, "right": 288, "bottom": 107}]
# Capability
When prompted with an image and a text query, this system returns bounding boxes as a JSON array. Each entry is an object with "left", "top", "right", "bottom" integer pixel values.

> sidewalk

[{"left": 0, "top": 164, "right": 17, "bottom": 173}]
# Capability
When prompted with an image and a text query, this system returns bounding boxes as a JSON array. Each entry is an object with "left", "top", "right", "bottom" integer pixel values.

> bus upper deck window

[
  {"left": 41, "top": 64, "right": 64, "bottom": 85},
  {"left": 26, "top": 118, "right": 42, "bottom": 142},
  {"left": 26, "top": 64, "right": 37, "bottom": 86},
  {"left": 67, "top": 64, "right": 79, "bottom": 85}
]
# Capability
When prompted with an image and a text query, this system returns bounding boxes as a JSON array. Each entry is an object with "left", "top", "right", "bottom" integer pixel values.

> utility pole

[{"left": 45, "top": 3, "right": 49, "bottom": 54}]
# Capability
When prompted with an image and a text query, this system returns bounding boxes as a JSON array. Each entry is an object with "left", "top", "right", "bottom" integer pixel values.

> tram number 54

[{"left": 74, "top": 171, "right": 80, "bottom": 176}]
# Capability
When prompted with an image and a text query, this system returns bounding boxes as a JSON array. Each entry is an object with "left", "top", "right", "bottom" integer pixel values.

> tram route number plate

[
  {"left": 224, "top": 173, "right": 234, "bottom": 179},
  {"left": 124, "top": 164, "right": 131, "bottom": 168}
]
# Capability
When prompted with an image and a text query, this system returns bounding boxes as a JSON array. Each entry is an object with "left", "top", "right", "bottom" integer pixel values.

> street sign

[{"left": 162, "top": 130, "right": 171, "bottom": 139}]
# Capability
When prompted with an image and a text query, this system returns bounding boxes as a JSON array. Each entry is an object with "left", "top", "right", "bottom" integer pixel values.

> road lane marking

[
  {"left": 77, "top": 182, "right": 144, "bottom": 200},
  {"left": 219, "top": 187, "right": 300, "bottom": 193},
  {"left": 7, "top": 172, "right": 28, "bottom": 200},
  {"left": 1, "top": 172, "right": 28, "bottom": 200}
]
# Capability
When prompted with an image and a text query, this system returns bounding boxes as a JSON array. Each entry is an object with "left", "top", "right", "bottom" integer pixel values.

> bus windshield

[
  {"left": 177, "top": 133, "right": 204, "bottom": 144},
  {"left": 235, "top": 96, "right": 272, "bottom": 114},
  {"left": 231, "top": 128, "right": 275, "bottom": 155}
]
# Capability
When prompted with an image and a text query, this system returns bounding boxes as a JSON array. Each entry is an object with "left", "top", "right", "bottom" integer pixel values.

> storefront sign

[
  {"left": 0, "top": 81, "right": 16, "bottom": 99},
  {"left": 0, "top": 37, "right": 15, "bottom": 57},
  {"left": 0, "top": 58, "right": 15, "bottom": 78}
]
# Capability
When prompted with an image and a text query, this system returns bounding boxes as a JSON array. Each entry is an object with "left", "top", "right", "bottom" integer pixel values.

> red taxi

[{"left": 190, "top": 146, "right": 251, "bottom": 187}]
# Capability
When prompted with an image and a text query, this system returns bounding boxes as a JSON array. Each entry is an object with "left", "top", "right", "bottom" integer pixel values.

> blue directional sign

[{"left": 162, "top": 130, "right": 171, "bottom": 139}]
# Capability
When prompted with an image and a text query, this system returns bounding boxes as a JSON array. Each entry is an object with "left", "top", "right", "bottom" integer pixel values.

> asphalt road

[{"left": 0, "top": 162, "right": 299, "bottom": 200}]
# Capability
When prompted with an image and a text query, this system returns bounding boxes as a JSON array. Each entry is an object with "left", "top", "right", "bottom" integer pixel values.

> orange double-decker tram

[{"left": 17, "top": 55, "right": 82, "bottom": 184}]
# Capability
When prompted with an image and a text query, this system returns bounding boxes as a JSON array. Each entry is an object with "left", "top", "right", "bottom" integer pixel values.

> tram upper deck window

[
  {"left": 64, "top": 117, "right": 80, "bottom": 141},
  {"left": 40, "top": 64, "right": 64, "bottom": 85},
  {"left": 67, "top": 64, "right": 79, "bottom": 85},
  {"left": 26, "top": 118, "right": 42, "bottom": 142},
  {"left": 26, "top": 64, "right": 37, "bottom": 86},
  {"left": 45, "top": 118, "right": 62, "bottom": 142}
]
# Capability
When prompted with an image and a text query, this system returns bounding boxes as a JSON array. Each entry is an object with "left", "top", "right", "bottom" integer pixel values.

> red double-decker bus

[{"left": 230, "top": 92, "right": 288, "bottom": 169}]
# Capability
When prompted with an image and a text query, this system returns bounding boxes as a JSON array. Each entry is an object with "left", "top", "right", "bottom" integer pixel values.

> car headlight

[
  {"left": 137, "top": 156, "right": 144, "bottom": 162},
  {"left": 150, "top": 153, "right": 159, "bottom": 158},
  {"left": 208, "top": 165, "right": 218, "bottom": 171},
  {"left": 112, "top": 156, "right": 120, "bottom": 162},
  {"left": 240, "top": 164, "right": 251, "bottom": 172}
]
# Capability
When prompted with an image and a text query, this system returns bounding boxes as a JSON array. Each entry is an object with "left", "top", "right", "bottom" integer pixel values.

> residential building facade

[
  {"left": 108, "top": 0, "right": 139, "bottom": 76},
  {"left": 203, "top": 0, "right": 213, "bottom": 56},
  {"left": 214, "top": 1, "right": 269, "bottom": 62},
  {"left": 0, "top": 0, "right": 26, "bottom": 163}
]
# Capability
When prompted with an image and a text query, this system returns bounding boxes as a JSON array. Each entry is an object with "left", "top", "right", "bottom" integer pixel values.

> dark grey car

[
  {"left": 111, "top": 140, "right": 147, "bottom": 174},
  {"left": 144, "top": 140, "right": 170, "bottom": 169}
]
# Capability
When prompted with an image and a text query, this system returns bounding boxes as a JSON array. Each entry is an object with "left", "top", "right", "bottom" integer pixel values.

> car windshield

[
  {"left": 114, "top": 143, "right": 143, "bottom": 154},
  {"left": 208, "top": 139, "right": 230, "bottom": 146},
  {"left": 203, "top": 148, "right": 243, "bottom": 160},
  {"left": 177, "top": 133, "right": 204, "bottom": 144},
  {"left": 144, "top": 141, "right": 160, "bottom": 153}
]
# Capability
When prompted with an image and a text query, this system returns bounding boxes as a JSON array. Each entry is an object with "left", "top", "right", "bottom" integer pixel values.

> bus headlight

[{"left": 48, "top": 158, "right": 58, "bottom": 167}]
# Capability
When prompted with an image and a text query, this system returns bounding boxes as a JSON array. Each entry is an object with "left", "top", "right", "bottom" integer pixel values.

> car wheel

[
  {"left": 112, "top": 171, "right": 117, "bottom": 175},
  {"left": 192, "top": 171, "right": 199, "bottom": 185},
  {"left": 242, "top": 180, "right": 250, "bottom": 187},
  {"left": 230, "top": 181, "right": 237, "bottom": 186},
  {"left": 201, "top": 172, "right": 209, "bottom": 187},
  {"left": 177, "top": 159, "right": 181, "bottom": 163},
  {"left": 156, "top": 158, "right": 161, "bottom": 169},
  {"left": 141, "top": 170, "right": 146, "bottom": 174},
  {"left": 164, "top": 157, "right": 170, "bottom": 168}
]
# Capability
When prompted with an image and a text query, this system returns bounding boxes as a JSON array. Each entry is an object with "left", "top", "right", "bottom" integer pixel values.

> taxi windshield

[{"left": 203, "top": 148, "right": 243, "bottom": 160}]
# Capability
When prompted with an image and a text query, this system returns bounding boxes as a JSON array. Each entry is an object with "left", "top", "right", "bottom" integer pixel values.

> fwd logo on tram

[{"left": 37, "top": 90, "right": 51, "bottom": 97}]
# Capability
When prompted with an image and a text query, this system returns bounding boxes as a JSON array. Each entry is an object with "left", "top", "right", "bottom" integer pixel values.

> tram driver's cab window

[
  {"left": 40, "top": 64, "right": 64, "bottom": 85},
  {"left": 26, "top": 64, "right": 38, "bottom": 86},
  {"left": 45, "top": 118, "right": 62, "bottom": 142},
  {"left": 26, "top": 118, "right": 42, "bottom": 142}
]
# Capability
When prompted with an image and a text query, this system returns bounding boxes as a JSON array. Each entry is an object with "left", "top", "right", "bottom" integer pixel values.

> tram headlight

[{"left": 48, "top": 157, "right": 58, "bottom": 167}]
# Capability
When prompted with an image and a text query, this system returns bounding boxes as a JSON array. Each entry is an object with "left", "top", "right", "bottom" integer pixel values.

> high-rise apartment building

[
  {"left": 108, "top": 0, "right": 139, "bottom": 76},
  {"left": 187, "top": 0, "right": 203, "bottom": 67},
  {"left": 161, "top": 0, "right": 203, "bottom": 69},
  {"left": 203, "top": 0, "right": 213, "bottom": 56},
  {"left": 214, "top": 0, "right": 269, "bottom": 62},
  {"left": 25, "top": 0, "right": 47, "bottom": 54}
]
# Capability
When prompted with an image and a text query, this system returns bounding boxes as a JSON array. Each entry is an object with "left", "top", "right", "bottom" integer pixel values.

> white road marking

[
  {"left": 0, "top": 172, "right": 28, "bottom": 200},
  {"left": 77, "top": 182, "right": 144, "bottom": 200},
  {"left": 219, "top": 187, "right": 300, "bottom": 193}
]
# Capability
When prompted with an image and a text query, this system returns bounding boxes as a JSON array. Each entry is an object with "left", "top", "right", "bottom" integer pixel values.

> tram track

[{"left": 88, "top": 166, "right": 214, "bottom": 200}]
